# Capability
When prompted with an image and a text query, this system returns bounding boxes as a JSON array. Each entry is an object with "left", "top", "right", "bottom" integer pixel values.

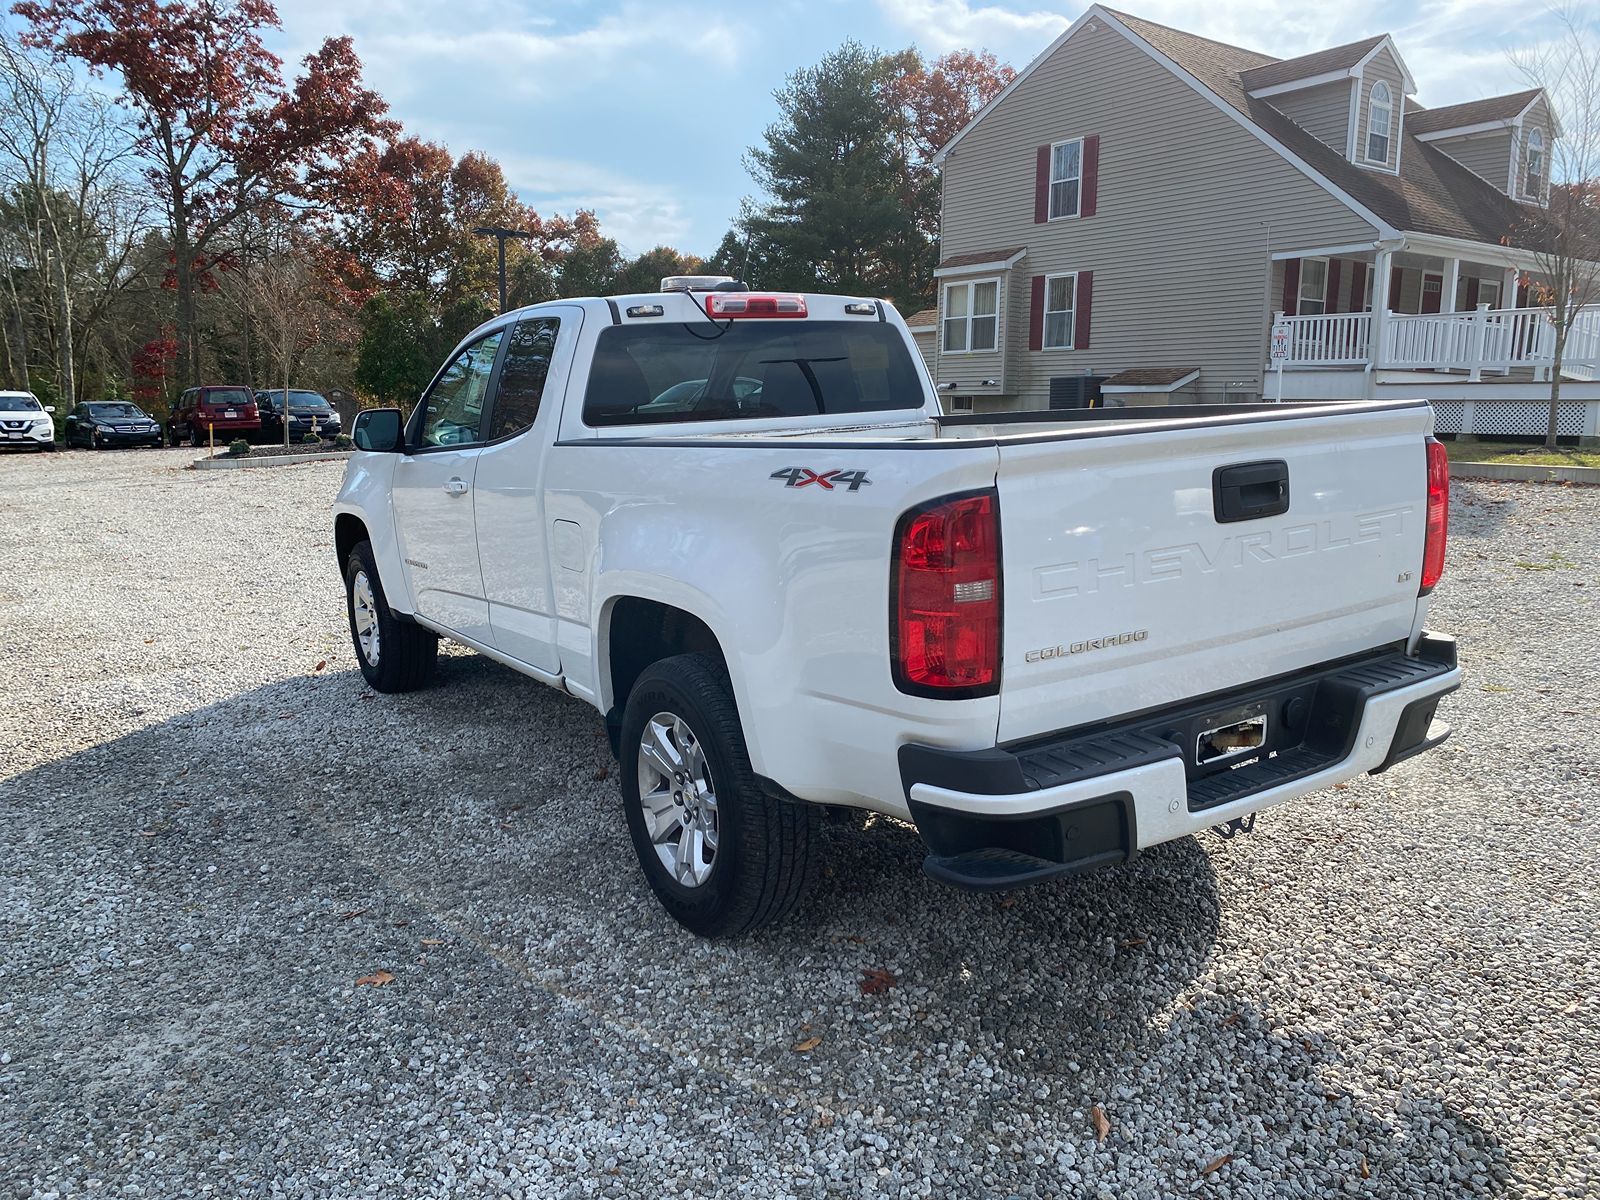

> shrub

[
  {"left": 227, "top": 438, "right": 251, "bottom": 458},
  {"left": 300, "top": 431, "right": 322, "bottom": 445},
  {"left": 334, "top": 433, "right": 353, "bottom": 450}
]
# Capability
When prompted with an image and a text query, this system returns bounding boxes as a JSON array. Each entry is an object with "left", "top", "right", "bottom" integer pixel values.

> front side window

[
  {"left": 1048, "top": 138, "right": 1082, "bottom": 219},
  {"left": 582, "top": 321, "right": 923, "bottom": 427},
  {"left": 420, "top": 331, "right": 504, "bottom": 447},
  {"left": 943, "top": 279, "right": 999, "bottom": 353},
  {"left": 490, "top": 317, "right": 560, "bottom": 441},
  {"left": 1526, "top": 129, "right": 1544, "bottom": 197},
  {"left": 1298, "top": 258, "right": 1329, "bottom": 316},
  {"left": 1043, "top": 273, "right": 1077, "bottom": 348},
  {"left": 1366, "top": 81, "right": 1393, "bottom": 164}
]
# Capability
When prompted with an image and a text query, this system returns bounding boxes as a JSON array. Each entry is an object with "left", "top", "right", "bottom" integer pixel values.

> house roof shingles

[
  {"left": 1103, "top": 366, "right": 1200, "bottom": 387},
  {"left": 905, "top": 308, "right": 939, "bottom": 329},
  {"left": 1103, "top": 8, "right": 1545, "bottom": 249},
  {"left": 1237, "top": 35, "right": 1386, "bottom": 92},
  {"left": 1407, "top": 89, "right": 1541, "bottom": 134},
  {"left": 936, "top": 246, "right": 1025, "bottom": 271}
]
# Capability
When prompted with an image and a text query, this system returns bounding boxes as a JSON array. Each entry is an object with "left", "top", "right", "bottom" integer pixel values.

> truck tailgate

[{"left": 995, "top": 403, "right": 1433, "bottom": 744}]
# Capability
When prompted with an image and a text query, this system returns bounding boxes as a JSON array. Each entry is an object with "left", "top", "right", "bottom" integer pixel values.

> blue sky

[{"left": 264, "top": 0, "right": 1577, "bottom": 255}]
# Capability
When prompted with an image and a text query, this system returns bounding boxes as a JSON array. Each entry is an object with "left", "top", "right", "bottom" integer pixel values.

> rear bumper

[{"left": 900, "top": 634, "right": 1460, "bottom": 891}]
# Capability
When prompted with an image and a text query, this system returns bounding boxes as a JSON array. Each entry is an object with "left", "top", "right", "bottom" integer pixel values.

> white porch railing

[{"left": 1275, "top": 302, "right": 1600, "bottom": 379}]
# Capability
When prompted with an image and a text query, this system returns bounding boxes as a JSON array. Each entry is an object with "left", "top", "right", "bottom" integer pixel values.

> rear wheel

[
  {"left": 344, "top": 540, "right": 437, "bottom": 692},
  {"left": 620, "top": 654, "right": 818, "bottom": 937},
  {"left": 190, "top": 424, "right": 204, "bottom": 447}
]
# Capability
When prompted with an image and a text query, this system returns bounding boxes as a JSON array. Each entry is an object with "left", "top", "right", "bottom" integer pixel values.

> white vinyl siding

[
  {"left": 1043, "top": 273, "right": 1077, "bottom": 348},
  {"left": 1269, "top": 80, "right": 1354, "bottom": 154},
  {"left": 1429, "top": 130, "right": 1514, "bottom": 193},
  {"left": 943, "top": 278, "right": 999, "bottom": 353},
  {"left": 1353, "top": 47, "right": 1406, "bottom": 173},
  {"left": 1048, "top": 138, "right": 1082, "bottom": 219}
]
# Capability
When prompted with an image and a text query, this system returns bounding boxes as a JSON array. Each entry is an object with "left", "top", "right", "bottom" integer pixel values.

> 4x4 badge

[{"left": 770, "top": 467, "right": 871, "bottom": 492}]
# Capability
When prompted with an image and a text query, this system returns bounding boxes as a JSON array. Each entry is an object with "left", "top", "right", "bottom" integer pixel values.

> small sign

[{"left": 1269, "top": 321, "right": 1293, "bottom": 361}]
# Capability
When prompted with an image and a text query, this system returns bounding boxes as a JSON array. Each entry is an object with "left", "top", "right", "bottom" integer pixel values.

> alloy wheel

[
  {"left": 636, "top": 712, "right": 719, "bottom": 887},
  {"left": 352, "top": 569, "right": 380, "bottom": 666}
]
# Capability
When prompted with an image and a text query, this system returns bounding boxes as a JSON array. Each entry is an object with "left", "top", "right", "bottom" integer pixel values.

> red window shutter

[
  {"left": 1349, "top": 262, "right": 1367, "bottom": 311},
  {"left": 1465, "top": 278, "right": 1480, "bottom": 308},
  {"left": 1326, "top": 259, "right": 1342, "bottom": 313},
  {"left": 1074, "top": 271, "right": 1094, "bottom": 350},
  {"left": 1034, "top": 146, "right": 1050, "bottom": 223},
  {"left": 1282, "top": 259, "right": 1301, "bottom": 316},
  {"left": 1081, "top": 135, "right": 1100, "bottom": 218},
  {"left": 1028, "top": 275, "right": 1045, "bottom": 351}
]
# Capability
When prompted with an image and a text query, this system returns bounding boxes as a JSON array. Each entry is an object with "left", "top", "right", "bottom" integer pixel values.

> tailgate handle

[{"left": 1213, "top": 459, "right": 1289, "bottom": 523}]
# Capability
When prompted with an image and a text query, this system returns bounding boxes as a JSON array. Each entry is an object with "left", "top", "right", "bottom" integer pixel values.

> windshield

[
  {"left": 200, "top": 388, "right": 252, "bottom": 408},
  {"left": 582, "top": 321, "right": 924, "bottom": 427},
  {"left": 262, "top": 389, "right": 331, "bottom": 412},
  {"left": 0, "top": 394, "right": 42, "bottom": 412},
  {"left": 88, "top": 402, "right": 147, "bottom": 419}
]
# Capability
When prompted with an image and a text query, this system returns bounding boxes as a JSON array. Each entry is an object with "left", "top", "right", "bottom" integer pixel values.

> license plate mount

[{"left": 1196, "top": 713, "right": 1267, "bottom": 766}]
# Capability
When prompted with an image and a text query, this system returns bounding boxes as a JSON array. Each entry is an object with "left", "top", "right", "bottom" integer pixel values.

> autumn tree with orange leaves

[{"left": 15, "top": 0, "right": 395, "bottom": 388}]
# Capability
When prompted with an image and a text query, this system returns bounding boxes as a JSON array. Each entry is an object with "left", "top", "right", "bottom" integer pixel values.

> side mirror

[
  {"left": 44, "top": 405, "right": 55, "bottom": 414},
  {"left": 352, "top": 407, "right": 405, "bottom": 453}
]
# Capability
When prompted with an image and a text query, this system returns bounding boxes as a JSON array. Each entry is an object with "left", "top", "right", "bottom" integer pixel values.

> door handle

[{"left": 444, "top": 477, "right": 469, "bottom": 496}]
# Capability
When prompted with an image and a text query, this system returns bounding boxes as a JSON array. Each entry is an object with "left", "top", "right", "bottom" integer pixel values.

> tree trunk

[
  {"left": 1546, "top": 323, "right": 1565, "bottom": 450},
  {"left": 173, "top": 227, "right": 201, "bottom": 387}
]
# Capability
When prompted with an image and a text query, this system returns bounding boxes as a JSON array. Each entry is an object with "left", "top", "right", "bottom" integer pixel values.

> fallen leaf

[
  {"left": 143, "top": 638, "right": 154, "bottom": 644},
  {"left": 421, "top": 938, "right": 444, "bottom": 946},
  {"left": 593, "top": 767, "right": 610, "bottom": 781},
  {"left": 791, "top": 1035, "right": 823, "bottom": 1053},
  {"left": 1359, "top": 1156, "right": 1371, "bottom": 1180},
  {"left": 1200, "top": 1153, "right": 1234, "bottom": 1176},
  {"left": 1221, "top": 1013, "right": 1243, "bottom": 1028},
  {"left": 339, "top": 908, "right": 368, "bottom": 921},
  {"left": 313, "top": 660, "right": 327, "bottom": 673},
  {"left": 137, "top": 830, "right": 159, "bottom": 838},
  {"left": 860, "top": 967, "right": 897, "bottom": 995},
  {"left": 1091, "top": 1105, "right": 1110, "bottom": 1143},
  {"left": 844, "top": 934, "right": 866, "bottom": 945},
  {"left": 354, "top": 970, "right": 394, "bottom": 987},
  {"left": 996, "top": 895, "right": 1017, "bottom": 909},
  {"left": 1120, "top": 934, "right": 1148, "bottom": 948}
]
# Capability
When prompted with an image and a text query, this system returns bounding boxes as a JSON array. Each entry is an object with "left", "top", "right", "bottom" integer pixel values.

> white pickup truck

[{"left": 334, "top": 282, "right": 1459, "bottom": 937}]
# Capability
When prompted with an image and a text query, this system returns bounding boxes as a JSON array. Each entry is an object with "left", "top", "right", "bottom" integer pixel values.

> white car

[
  {"left": 0, "top": 391, "right": 56, "bottom": 450},
  {"left": 333, "top": 283, "right": 1460, "bottom": 936}
]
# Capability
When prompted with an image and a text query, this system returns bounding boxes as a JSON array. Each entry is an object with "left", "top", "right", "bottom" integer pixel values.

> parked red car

[{"left": 169, "top": 385, "right": 261, "bottom": 447}]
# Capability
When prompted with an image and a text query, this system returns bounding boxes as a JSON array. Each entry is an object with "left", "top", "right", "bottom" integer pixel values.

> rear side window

[
  {"left": 582, "top": 320, "right": 923, "bottom": 427},
  {"left": 490, "top": 317, "right": 559, "bottom": 441}
]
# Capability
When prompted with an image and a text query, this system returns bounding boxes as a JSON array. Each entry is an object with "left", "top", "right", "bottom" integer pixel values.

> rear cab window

[{"left": 581, "top": 321, "right": 923, "bottom": 427}]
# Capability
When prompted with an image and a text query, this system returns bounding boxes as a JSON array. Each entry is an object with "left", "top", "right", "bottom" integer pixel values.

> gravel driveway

[{"left": 1, "top": 448, "right": 1595, "bottom": 1199}]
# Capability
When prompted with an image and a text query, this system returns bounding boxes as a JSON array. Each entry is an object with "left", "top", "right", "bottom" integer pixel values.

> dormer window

[
  {"left": 1526, "top": 128, "right": 1545, "bottom": 197},
  {"left": 1366, "top": 81, "right": 1393, "bottom": 163}
]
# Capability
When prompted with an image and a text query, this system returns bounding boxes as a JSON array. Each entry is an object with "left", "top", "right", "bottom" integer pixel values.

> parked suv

[
  {"left": 64, "top": 400, "right": 164, "bottom": 449},
  {"left": 0, "top": 390, "right": 56, "bottom": 450},
  {"left": 257, "top": 389, "right": 342, "bottom": 442},
  {"left": 169, "top": 386, "right": 260, "bottom": 446}
]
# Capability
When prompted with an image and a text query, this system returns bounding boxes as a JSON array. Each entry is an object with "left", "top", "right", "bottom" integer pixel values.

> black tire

[
  {"left": 190, "top": 424, "right": 204, "bottom": 448},
  {"left": 343, "top": 539, "right": 437, "bottom": 693},
  {"left": 619, "top": 653, "right": 818, "bottom": 937}
]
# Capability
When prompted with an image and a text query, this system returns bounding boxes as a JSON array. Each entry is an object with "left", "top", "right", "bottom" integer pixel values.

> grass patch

[
  {"left": 1512, "top": 552, "right": 1576, "bottom": 571},
  {"left": 1445, "top": 439, "right": 1600, "bottom": 468}
]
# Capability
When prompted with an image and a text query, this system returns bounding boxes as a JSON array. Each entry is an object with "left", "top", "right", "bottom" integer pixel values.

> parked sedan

[
  {"left": 64, "top": 401, "right": 165, "bottom": 449},
  {"left": 256, "top": 389, "right": 342, "bottom": 442}
]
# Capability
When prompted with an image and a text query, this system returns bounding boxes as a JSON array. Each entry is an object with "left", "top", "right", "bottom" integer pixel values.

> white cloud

[
  {"left": 494, "top": 152, "right": 694, "bottom": 255},
  {"left": 875, "top": 0, "right": 1068, "bottom": 56}
]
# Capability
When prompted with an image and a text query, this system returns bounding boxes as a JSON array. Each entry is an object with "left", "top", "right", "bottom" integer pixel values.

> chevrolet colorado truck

[{"left": 333, "top": 282, "right": 1459, "bottom": 937}]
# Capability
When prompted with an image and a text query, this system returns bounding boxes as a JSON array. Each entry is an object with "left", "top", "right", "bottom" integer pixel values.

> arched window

[
  {"left": 1366, "top": 81, "right": 1393, "bottom": 164},
  {"left": 1526, "top": 128, "right": 1545, "bottom": 197}
]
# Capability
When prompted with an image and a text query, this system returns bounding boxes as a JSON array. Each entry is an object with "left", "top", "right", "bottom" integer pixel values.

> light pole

[{"left": 474, "top": 226, "right": 534, "bottom": 312}]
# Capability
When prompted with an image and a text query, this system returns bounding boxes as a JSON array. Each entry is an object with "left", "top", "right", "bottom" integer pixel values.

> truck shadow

[{"left": 2, "top": 652, "right": 1513, "bottom": 1195}]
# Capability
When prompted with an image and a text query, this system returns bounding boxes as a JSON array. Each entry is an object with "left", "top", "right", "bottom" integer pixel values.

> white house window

[
  {"left": 1366, "top": 81, "right": 1393, "bottom": 164},
  {"left": 1479, "top": 279, "right": 1502, "bottom": 308},
  {"left": 1043, "top": 273, "right": 1076, "bottom": 348},
  {"left": 1048, "top": 138, "right": 1082, "bottom": 219},
  {"left": 1526, "top": 128, "right": 1544, "bottom": 197},
  {"left": 1298, "top": 257, "right": 1329, "bottom": 316},
  {"left": 943, "top": 279, "right": 999, "bottom": 353}
]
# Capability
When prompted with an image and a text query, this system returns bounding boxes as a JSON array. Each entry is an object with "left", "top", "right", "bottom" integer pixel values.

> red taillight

[
  {"left": 704, "top": 292, "right": 807, "bottom": 319},
  {"left": 892, "top": 491, "right": 1001, "bottom": 696},
  {"left": 1420, "top": 436, "right": 1449, "bottom": 594}
]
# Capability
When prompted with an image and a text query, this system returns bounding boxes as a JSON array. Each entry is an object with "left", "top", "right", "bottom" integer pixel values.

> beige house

[{"left": 928, "top": 5, "right": 1600, "bottom": 439}]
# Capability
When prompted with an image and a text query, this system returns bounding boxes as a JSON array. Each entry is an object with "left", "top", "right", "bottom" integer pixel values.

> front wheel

[
  {"left": 344, "top": 540, "right": 437, "bottom": 692},
  {"left": 620, "top": 654, "right": 818, "bottom": 937}
]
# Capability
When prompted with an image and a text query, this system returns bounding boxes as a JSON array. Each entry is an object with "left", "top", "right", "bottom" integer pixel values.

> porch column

[
  {"left": 1371, "top": 247, "right": 1395, "bottom": 380},
  {"left": 1442, "top": 257, "right": 1462, "bottom": 313}
]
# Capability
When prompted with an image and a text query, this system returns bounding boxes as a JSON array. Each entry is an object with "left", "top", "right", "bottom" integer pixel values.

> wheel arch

[
  {"left": 600, "top": 595, "right": 732, "bottom": 755},
  {"left": 334, "top": 511, "right": 370, "bottom": 571}
]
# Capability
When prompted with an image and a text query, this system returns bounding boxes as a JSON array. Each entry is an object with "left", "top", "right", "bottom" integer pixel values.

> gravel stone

[{"left": 0, "top": 452, "right": 1595, "bottom": 1198}]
